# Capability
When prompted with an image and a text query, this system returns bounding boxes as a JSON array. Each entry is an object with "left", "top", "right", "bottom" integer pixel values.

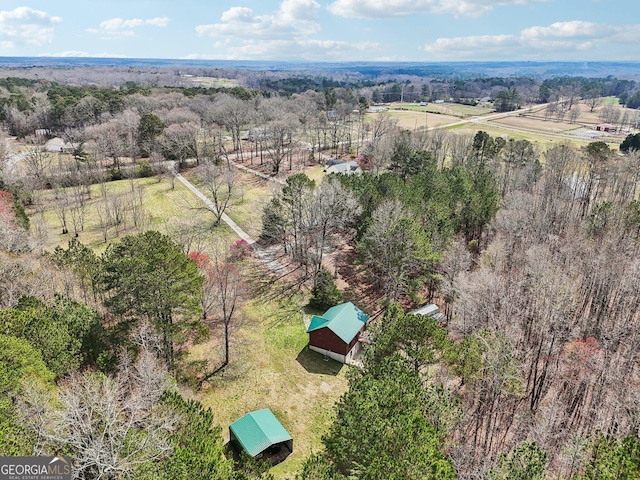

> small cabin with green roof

[
  {"left": 229, "top": 409, "right": 293, "bottom": 464},
  {"left": 306, "top": 302, "right": 369, "bottom": 364}
]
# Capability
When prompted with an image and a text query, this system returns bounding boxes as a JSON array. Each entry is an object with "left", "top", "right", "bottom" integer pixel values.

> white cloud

[
  {"left": 196, "top": 0, "right": 321, "bottom": 41},
  {"left": 145, "top": 18, "right": 171, "bottom": 28},
  {"left": 37, "top": 51, "right": 127, "bottom": 58},
  {"left": 327, "top": 0, "right": 550, "bottom": 18},
  {"left": 279, "top": 0, "right": 321, "bottom": 22},
  {"left": 0, "top": 7, "right": 61, "bottom": 48},
  {"left": 88, "top": 17, "right": 171, "bottom": 37},
  {"left": 186, "top": 39, "right": 380, "bottom": 61},
  {"left": 424, "top": 34, "right": 516, "bottom": 56},
  {"left": 194, "top": 0, "right": 381, "bottom": 60},
  {"left": 423, "top": 20, "right": 640, "bottom": 59},
  {"left": 521, "top": 21, "right": 614, "bottom": 42}
]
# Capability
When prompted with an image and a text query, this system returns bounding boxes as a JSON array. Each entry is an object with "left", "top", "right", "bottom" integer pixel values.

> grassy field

[
  {"left": 27, "top": 175, "right": 237, "bottom": 253},
  {"left": 602, "top": 96, "right": 622, "bottom": 105},
  {"left": 449, "top": 122, "right": 607, "bottom": 149},
  {"left": 189, "top": 77, "right": 240, "bottom": 88},
  {"left": 490, "top": 115, "right": 582, "bottom": 134},
  {"left": 527, "top": 100, "right": 633, "bottom": 127},
  {"left": 393, "top": 102, "right": 494, "bottom": 117},
  {"left": 437, "top": 96, "right": 635, "bottom": 150},
  {"left": 301, "top": 165, "right": 326, "bottom": 184},
  {"left": 375, "top": 110, "right": 460, "bottom": 130},
  {"left": 192, "top": 265, "right": 349, "bottom": 478},
  {"left": 182, "top": 167, "right": 276, "bottom": 241}
]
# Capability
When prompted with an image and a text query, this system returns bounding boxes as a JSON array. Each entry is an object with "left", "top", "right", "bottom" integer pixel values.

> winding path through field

[{"left": 171, "top": 168, "right": 289, "bottom": 275}]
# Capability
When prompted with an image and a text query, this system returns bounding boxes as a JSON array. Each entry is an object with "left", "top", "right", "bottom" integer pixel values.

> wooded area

[{"left": 1, "top": 66, "right": 640, "bottom": 479}]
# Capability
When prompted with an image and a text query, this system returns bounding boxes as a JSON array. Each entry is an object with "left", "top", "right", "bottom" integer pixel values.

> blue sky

[{"left": 0, "top": 0, "right": 638, "bottom": 62}]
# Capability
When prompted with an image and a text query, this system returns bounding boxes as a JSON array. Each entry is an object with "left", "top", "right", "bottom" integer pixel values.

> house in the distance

[
  {"left": 324, "top": 160, "right": 362, "bottom": 175},
  {"left": 44, "top": 137, "right": 74, "bottom": 153},
  {"left": 229, "top": 409, "right": 293, "bottom": 465},
  {"left": 306, "top": 302, "right": 369, "bottom": 364}
]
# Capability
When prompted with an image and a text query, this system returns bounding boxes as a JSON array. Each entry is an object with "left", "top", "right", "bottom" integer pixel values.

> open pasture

[
  {"left": 377, "top": 109, "right": 460, "bottom": 130},
  {"left": 395, "top": 102, "right": 494, "bottom": 117}
]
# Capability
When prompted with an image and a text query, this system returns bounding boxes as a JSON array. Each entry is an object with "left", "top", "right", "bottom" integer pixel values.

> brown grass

[
  {"left": 489, "top": 115, "right": 581, "bottom": 134},
  {"left": 380, "top": 110, "right": 461, "bottom": 130}
]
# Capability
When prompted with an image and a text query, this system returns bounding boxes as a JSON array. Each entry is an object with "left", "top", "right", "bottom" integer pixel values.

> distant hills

[{"left": 1, "top": 57, "right": 640, "bottom": 80}]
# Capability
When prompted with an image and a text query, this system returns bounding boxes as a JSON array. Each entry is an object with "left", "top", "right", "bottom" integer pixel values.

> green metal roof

[
  {"left": 306, "top": 302, "right": 369, "bottom": 344},
  {"left": 229, "top": 409, "right": 292, "bottom": 457}
]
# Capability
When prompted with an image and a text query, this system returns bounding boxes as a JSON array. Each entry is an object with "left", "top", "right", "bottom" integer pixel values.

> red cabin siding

[
  {"left": 309, "top": 325, "right": 366, "bottom": 356},
  {"left": 309, "top": 328, "right": 349, "bottom": 355}
]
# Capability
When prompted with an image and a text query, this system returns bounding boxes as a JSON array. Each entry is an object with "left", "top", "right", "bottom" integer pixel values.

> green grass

[
  {"left": 195, "top": 267, "right": 348, "bottom": 478},
  {"left": 381, "top": 110, "right": 459, "bottom": 129},
  {"left": 28, "top": 175, "right": 236, "bottom": 253},
  {"left": 304, "top": 165, "right": 326, "bottom": 184},
  {"left": 182, "top": 168, "right": 273, "bottom": 241},
  {"left": 227, "top": 178, "right": 272, "bottom": 240}
]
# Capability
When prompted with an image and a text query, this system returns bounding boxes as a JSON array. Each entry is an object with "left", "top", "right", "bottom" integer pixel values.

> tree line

[
  {"left": 257, "top": 124, "right": 640, "bottom": 478},
  {"left": 3, "top": 64, "right": 640, "bottom": 478}
]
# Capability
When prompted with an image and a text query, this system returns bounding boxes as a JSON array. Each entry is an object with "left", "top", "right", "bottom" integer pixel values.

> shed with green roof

[
  {"left": 229, "top": 409, "right": 293, "bottom": 464},
  {"left": 306, "top": 302, "right": 369, "bottom": 364}
]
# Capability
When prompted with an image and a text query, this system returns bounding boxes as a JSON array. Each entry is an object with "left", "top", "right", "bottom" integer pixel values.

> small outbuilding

[
  {"left": 410, "top": 303, "right": 446, "bottom": 323},
  {"left": 307, "top": 302, "right": 369, "bottom": 364},
  {"left": 229, "top": 409, "right": 293, "bottom": 464},
  {"left": 596, "top": 123, "right": 617, "bottom": 133},
  {"left": 44, "top": 137, "right": 74, "bottom": 153}
]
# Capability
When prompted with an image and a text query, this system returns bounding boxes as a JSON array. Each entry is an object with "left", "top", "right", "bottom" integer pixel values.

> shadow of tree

[
  {"left": 244, "top": 256, "right": 306, "bottom": 304},
  {"left": 334, "top": 244, "right": 383, "bottom": 314}
]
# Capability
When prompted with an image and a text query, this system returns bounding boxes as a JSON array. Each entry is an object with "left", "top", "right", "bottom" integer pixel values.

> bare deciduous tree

[
  {"left": 20, "top": 349, "right": 174, "bottom": 480},
  {"left": 598, "top": 104, "right": 621, "bottom": 124},
  {"left": 23, "top": 135, "right": 53, "bottom": 184},
  {"left": 191, "top": 244, "right": 246, "bottom": 387},
  {"left": 211, "top": 94, "right": 250, "bottom": 152},
  {"left": 197, "top": 161, "right": 237, "bottom": 227}
]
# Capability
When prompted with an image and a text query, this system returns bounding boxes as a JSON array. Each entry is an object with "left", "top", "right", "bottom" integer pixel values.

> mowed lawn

[{"left": 193, "top": 266, "right": 349, "bottom": 478}]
